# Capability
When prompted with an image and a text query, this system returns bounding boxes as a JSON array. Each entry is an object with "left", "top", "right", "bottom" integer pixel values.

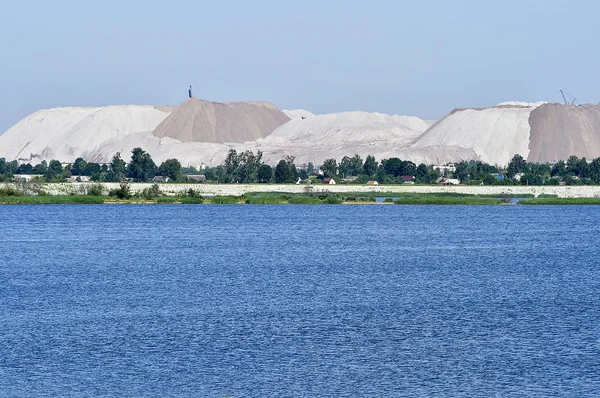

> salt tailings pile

[
  {"left": 412, "top": 102, "right": 600, "bottom": 165},
  {"left": 528, "top": 103, "right": 600, "bottom": 162},
  {"left": 0, "top": 106, "right": 171, "bottom": 164},
  {"left": 152, "top": 98, "right": 290, "bottom": 143},
  {"left": 3, "top": 98, "right": 600, "bottom": 167}
]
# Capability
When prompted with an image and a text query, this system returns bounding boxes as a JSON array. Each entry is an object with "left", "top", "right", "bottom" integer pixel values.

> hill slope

[
  {"left": 151, "top": 98, "right": 290, "bottom": 143},
  {"left": 0, "top": 105, "right": 170, "bottom": 163}
]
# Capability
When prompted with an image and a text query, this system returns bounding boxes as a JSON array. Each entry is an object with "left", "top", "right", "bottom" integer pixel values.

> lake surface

[{"left": 1, "top": 205, "right": 599, "bottom": 397}]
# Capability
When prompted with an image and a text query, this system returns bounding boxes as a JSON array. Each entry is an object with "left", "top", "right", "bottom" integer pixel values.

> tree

[
  {"left": 45, "top": 160, "right": 64, "bottom": 181},
  {"left": 363, "top": 155, "right": 378, "bottom": 177},
  {"left": 107, "top": 152, "right": 127, "bottom": 182},
  {"left": 258, "top": 164, "right": 273, "bottom": 183},
  {"left": 274, "top": 157, "right": 297, "bottom": 183},
  {"left": 85, "top": 163, "right": 101, "bottom": 176},
  {"left": 551, "top": 160, "right": 566, "bottom": 177},
  {"left": 382, "top": 157, "right": 402, "bottom": 177},
  {"left": 158, "top": 158, "right": 182, "bottom": 181},
  {"left": 416, "top": 163, "right": 429, "bottom": 183},
  {"left": 274, "top": 160, "right": 290, "bottom": 183},
  {"left": 237, "top": 150, "right": 263, "bottom": 183},
  {"left": 127, "top": 148, "right": 157, "bottom": 182},
  {"left": 16, "top": 163, "right": 34, "bottom": 174},
  {"left": 321, "top": 158, "right": 338, "bottom": 178},
  {"left": 506, "top": 154, "right": 526, "bottom": 178},
  {"left": 590, "top": 157, "right": 600, "bottom": 183},
  {"left": 339, "top": 154, "right": 363, "bottom": 177},
  {"left": 33, "top": 160, "right": 48, "bottom": 175},
  {"left": 454, "top": 161, "right": 472, "bottom": 183},
  {"left": 72, "top": 158, "right": 87, "bottom": 176},
  {"left": 223, "top": 149, "right": 240, "bottom": 183}
]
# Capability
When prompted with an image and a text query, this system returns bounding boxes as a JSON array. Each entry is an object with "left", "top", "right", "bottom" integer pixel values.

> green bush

[
  {"left": 137, "top": 184, "right": 161, "bottom": 199},
  {"left": 0, "top": 195, "right": 104, "bottom": 204},
  {"left": 394, "top": 196, "right": 501, "bottom": 205},
  {"left": 108, "top": 182, "right": 132, "bottom": 199},
  {"left": 186, "top": 188, "right": 203, "bottom": 199},
  {"left": 180, "top": 197, "right": 204, "bottom": 204},
  {"left": 322, "top": 196, "right": 343, "bottom": 204},
  {"left": 287, "top": 196, "right": 322, "bottom": 204},
  {"left": 520, "top": 198, "right": 600, "bottom": 205},
  {"left": 156, "top": 197, "right": 177, "bottom": 204},
  {"left": 0, "top": 186, "right": 22, "bottom": 196},
  {"left": 86, "top": 184, "right": 105, "bottom": 196}
]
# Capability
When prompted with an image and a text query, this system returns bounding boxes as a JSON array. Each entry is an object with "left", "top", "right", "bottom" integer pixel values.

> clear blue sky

[{"left": 1, "top": 0, "right": 599, "bottom": 132}]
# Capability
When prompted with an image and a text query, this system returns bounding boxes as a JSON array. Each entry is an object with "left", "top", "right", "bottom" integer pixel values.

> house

[
  {"left": 439, "top": 178, "right": 461, "bottom": 185},
  {"left": 341, "top": 176, "right": 358, "bottom": 183},
  {"left": 367, "top": 180, "right": 379, "bottom": 186},
  {"left": 434, "top": 163, "right": 457, "bottom": 177},
  {"left": 323, "top": 178, "right": 336, "bottom": 185},
  {"left": 401, "top": 175, "right": 416, "bottom": 185},
  {"left": 152, "top": 176, "right": 170, "bottom": 183},
  {"left": 13, "top": 175, "right": 32, "bottom": 182},
  {"left": 68, "top": 176, "right": 91, "bottom": 183},
  {"left": 514, "top": 172, "right": 525, "bottom": 181},
  {"left": 187, "top": 175, "right": 207, "bottom": 182}
]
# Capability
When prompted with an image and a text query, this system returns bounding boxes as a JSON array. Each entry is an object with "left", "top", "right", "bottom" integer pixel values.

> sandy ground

[{"left": 3, "top": 183, "right": 600, "bottom": 198}]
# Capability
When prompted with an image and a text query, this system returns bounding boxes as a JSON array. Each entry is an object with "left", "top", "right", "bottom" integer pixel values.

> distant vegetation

[
  {"left": 2, "top": 188, "right": 600, "bottom": 206},
  {"left": 2, "top": 149, "right": 600, "bottom": 187}
]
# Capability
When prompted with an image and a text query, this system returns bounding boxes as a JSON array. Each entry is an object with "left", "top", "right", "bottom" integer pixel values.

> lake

[{"left": 1, "top": 205, "right": 599, "bottom": 397}]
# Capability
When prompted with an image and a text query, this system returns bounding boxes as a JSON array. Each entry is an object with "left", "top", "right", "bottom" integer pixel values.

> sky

[{"left": 1, "top": 0, "right": 599, "bottom": 133}]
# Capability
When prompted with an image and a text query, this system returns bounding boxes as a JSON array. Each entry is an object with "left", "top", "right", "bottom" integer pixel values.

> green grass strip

[
  {"left": 394, "top": 196, "right": 501, "bottom": 205},
  {"left": 0, "top": 195, "right": 104, "bottom": 204},
  {"left": 520, "top": 198, "right": 600, "bottom": 205}
]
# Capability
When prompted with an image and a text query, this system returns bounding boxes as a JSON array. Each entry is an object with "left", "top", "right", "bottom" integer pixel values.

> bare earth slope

[
  {"left": 152, "top": 98, "right": 290, "bottom": 143},
  {"left": 528, "top": 103, "right": 600, "bottom": 162},
  {"left": 0, "top": 105, "right": 171, "bottom": 163},
  {"left": 411, "top": 105, "right": 535, "bottom": 165}
]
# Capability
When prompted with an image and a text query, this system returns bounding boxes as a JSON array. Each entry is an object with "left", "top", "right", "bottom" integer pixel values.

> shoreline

[
  {"left": 2, "top": 182, "right": 600, "bottom": 198},
  {"left": 2, "top": 193, "right": 600, "bottom": 206}
]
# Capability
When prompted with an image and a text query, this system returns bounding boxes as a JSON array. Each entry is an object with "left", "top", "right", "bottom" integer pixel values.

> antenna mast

[{"left": 559, "top": 90, "right": 577, "bottom": 106}]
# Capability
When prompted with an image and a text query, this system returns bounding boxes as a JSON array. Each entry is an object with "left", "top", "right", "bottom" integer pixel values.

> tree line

[{"left": 2, "top": 149, "right": 600, "bottom": 185}]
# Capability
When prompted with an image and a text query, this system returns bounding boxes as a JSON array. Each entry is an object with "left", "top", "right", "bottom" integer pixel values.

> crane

[{"left": 560, "top": 90, "right": 578, "bottom": 106}]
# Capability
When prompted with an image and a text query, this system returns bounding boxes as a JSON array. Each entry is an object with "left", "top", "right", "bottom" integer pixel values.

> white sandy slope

[
  {"left": 283, "top": 109, "right": 315, "bottom": 120},
  {"left": 411, "top": 105, "right": 539, "bottom": 165},
  {"left": 264, "top": 111, "right": 433, "bottom": 145},
  {"left": 3, "top": 103, "right": 477, "bottom": 167},
  {"left": 82, "top": 110, "right": 444, "bottom": 167},
  {"left": 0, "top": 105, "right": 171, "bottom": 163}
]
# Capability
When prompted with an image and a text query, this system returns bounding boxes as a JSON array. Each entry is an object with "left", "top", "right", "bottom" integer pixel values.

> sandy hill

[
  {"left": 283, "top": 109, "right": 315, "bottom": 120},
  {"left": 411, "top": 105, "right": 535, "bottom": 165},
  {"left": 263, "top": 111, "right": 433, "bottom": 146},
  {"left": 151, "top": 98, "right": 290, "bottom": 144},
  {"left": 0, "top": 105, "right": 171, "bottom": 163},
  {"left": 528, "top": 103, "right": 600, "bottom": 162},
  {"left": 411, "top": 102, "right": 600, "bottom": 165}
]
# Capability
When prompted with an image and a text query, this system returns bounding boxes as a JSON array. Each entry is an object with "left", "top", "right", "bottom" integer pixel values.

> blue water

[{"left": 1, "top": 205, "right": 599, "bottom": 397}]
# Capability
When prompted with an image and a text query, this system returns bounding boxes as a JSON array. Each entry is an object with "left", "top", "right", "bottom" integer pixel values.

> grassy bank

[
  {"left": 0, "top": 195, "right": 105, "bottom": 204},
  {"left": 394, "top": 196, "right": 502, "bottom": 205},
  {"left": 520, "top": 198, "right": 600, "bottom": 205},
  {"left": 3, "top": 192, "right": 600, "bottom": 206}
]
